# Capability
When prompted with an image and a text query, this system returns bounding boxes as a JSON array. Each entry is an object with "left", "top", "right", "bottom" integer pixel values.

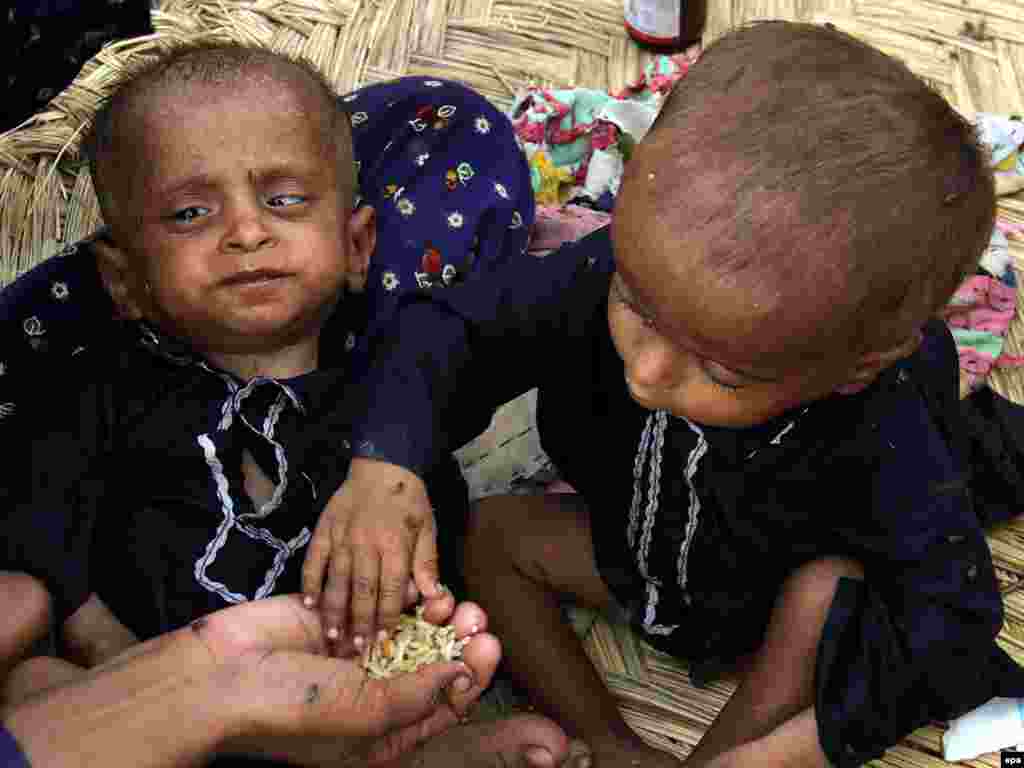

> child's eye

[
  {"left": 702, "top": 361, "right": 745, "bottom": 391},
  {"left": 172, "top": 206, "right": 210, "bottom": 224},
  {"left": 706, "top": 372, "right": 742, "bottom": 391},
  {"left": 612, "top": 277, "right": 657, "bottom": 329},
  {"left": 268, "top": 194, "right": 306, "bottom": 208}
]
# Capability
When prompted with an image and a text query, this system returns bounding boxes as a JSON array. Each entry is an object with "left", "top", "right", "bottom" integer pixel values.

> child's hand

[{"left": 302, "top": 457, "right": 444, "bottom": 650}]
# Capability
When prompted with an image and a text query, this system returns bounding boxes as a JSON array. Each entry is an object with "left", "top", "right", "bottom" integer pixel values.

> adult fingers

[
  {"left": 447, "top": 631, "right": 500, "bottom": 717},
  {"left": 450, "top": 601, "right": 488, "bottom": 639},
  {"left": 358, "top": 660, "right": 472, "bottom": 738}
]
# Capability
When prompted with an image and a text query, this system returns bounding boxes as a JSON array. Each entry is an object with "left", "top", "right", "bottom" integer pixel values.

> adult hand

[
  {"left": 302, "top": 458, "right": 445, "bottom": 651},
  {"left": 3, "top": 595, "right": 570, "bottom": 768}
]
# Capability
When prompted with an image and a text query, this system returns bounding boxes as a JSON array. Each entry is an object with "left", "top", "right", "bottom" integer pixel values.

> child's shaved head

[
  {"left": 83, "top": 43, "right": 355, "bottom": 239},
  {"left": 616, "top": 21, "right": 995, "bottom": 361}
]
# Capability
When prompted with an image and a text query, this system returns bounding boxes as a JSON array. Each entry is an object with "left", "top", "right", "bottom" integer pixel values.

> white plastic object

[{"left": 943, "top": 697, "right": 1024, "bottom": 762}]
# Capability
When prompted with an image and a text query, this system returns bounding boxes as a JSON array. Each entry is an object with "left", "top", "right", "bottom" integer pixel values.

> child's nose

[
  {"left": 222, "top": 202, "right": 275, "bottom": 253},
  {"left": 629, "top": 336, "right": 680, "bottom": 390}
]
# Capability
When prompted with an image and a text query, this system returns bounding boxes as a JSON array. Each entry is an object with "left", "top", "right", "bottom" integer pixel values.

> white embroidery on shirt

[
  {"left": 675, "top": 419, "right": 706, "bottom": 596},
  {"left": 628, "top": 410, "right": 709, "bottom": 637},
  {"left": 23, "top": 316, "right": 44, "bottom": 337},
  {"left": 193, "top": 378, "right": 312, "bottom": 603},
  {"left": 628, "top": 412, "right": 656, "bottom": 550},
  {"left": 745, "top": 407, "right": 810, "bottom": 460}
]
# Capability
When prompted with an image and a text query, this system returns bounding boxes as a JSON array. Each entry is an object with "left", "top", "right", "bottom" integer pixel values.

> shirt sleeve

[
  {"left": 0, "top": 352, "right": 113, "bottom": 627},
  {"left": 813, "top": 371, "right": 1024, "bottom": 766},
  {"left": 0, "top": 726, "right": 30, "bottom": 768},
  {"left": 349, "top": 226, "right": 615, "bottom": 476}
]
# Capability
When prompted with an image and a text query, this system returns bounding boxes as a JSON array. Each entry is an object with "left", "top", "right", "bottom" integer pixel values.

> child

[
  {"left": 321, "top": 21, "right": 1024, "bottom": 768},
  {"left": 0, "top": 43, "right": 531, "bottom": 667}
]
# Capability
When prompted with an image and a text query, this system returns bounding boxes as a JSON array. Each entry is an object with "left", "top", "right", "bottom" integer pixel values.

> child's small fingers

[
  {"left": 412, "top": 524, "right": 441, "bottom": 600},
  {"left": 349, "top": 550, "right": 381, "bottom": 647},
  {"left": 300, "top": 521, "right": 333, "bottom": 603},
  {"left": 419, "top": 589, "right": 456, "bottom": 626},
  {"left": 377, "top": 552, "right": 410, "bottom": 636},
  {"left": 404, "top": 578, "right": 420, "bottom": 608},
  {"left": 321, "top": 548, "right": 354, "bottom": 642}
]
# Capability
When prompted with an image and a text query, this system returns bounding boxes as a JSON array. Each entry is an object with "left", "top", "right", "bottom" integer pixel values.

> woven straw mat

[{"left": 3, "top": 0, "right": 1024, "bottom": 765}]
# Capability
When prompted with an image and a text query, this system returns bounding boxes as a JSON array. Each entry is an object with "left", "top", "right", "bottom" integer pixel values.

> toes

[{"left": 405, "top": 715, "right": 570, "bottom": 768}]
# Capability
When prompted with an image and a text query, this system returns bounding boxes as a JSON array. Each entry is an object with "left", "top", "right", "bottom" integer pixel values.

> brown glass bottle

[{"left": 624, "top": 0, "right": 706, "bottom": 51}]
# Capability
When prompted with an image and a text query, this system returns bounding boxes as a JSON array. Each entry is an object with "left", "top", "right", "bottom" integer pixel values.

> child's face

[
  {"left": 108, "top": 80, "right": 356, "bottom": 355},
  {"left": 607, "top": 223, "right": 858, "bottom": 428}
]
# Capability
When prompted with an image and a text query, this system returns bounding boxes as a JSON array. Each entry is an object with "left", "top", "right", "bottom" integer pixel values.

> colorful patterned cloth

[
  {"left": 942, "top": 113, "right": 1024, "bottom": 395},
  {"left": 343, "top": 77, "right": 534, "bottom": 373},
  {"left": 510, "top": 53, "right": 696, "bottom": 208},
  {"left": 946, "top": 223, "right": 1024, "bottom": 394}
]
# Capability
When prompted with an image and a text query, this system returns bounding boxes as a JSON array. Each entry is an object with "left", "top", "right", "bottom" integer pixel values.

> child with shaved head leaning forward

[{"left": 324, "top": 20, "right": 1024, "bottom": 768}]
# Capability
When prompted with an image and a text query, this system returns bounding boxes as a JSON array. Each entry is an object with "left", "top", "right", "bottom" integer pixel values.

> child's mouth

[{"left": 220, "top": 269, "right": 291, "bottom": 286}]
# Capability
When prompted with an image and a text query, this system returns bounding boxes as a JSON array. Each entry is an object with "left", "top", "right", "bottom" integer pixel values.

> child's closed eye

[
  {"left": 611, "top": 276, "right": 656, "bottom": 329},
  {"left": 702, "top": 361, "right": 745, "bottom": 391}
]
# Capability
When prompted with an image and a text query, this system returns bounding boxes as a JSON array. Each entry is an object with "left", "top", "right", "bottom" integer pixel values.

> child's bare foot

[
  {"left": 581, "top": 736, "right": 682, "bottom": 768},
  {"left": 391, "top": 715, "right": 571, "bottom": 768}
]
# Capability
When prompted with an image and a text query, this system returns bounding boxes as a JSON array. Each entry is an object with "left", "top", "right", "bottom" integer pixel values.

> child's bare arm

[
  {"left": 303, "top": 232, "right": 611, "bottom": 650},
  {"left": 302, "top": 458, "right": 443, "bottom": 651},
  {"left": 62, "top": 593, "right": 139, "bottom": 668}
]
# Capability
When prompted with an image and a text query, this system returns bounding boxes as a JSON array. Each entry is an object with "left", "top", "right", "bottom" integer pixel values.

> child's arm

[
  {"left": 302, "top": 227, "right": 614, "bottom": 644},
  {"left": 810, "top": 447, "right": 1024, "bottom": 768},
  {"left": 1, "top": 351, "right": 117, "bottom": 649},
  {"left": 63, "top": 593, "right": 139, "bottom": 668}
]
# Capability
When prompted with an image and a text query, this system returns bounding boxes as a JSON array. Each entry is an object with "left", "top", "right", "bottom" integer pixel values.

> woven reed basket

[{"left": 4, "top": 0, "right": 1024, "bottom": 764}]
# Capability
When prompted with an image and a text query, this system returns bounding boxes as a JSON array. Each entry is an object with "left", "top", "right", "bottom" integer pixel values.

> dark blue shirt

[{"left": 351, "top": 225, "right": 1024, "bottom": 767}]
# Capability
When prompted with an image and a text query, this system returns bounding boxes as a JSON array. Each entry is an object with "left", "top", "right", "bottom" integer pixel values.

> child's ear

[
  {"left": 835, "top": 330, "right": 923, "bottom": 395},
  {"left": 92, "top": 237, "right": 147, "bottom": 320},
  {"left": 344, "top": 206, "right": 376, "bottom": 294}
]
